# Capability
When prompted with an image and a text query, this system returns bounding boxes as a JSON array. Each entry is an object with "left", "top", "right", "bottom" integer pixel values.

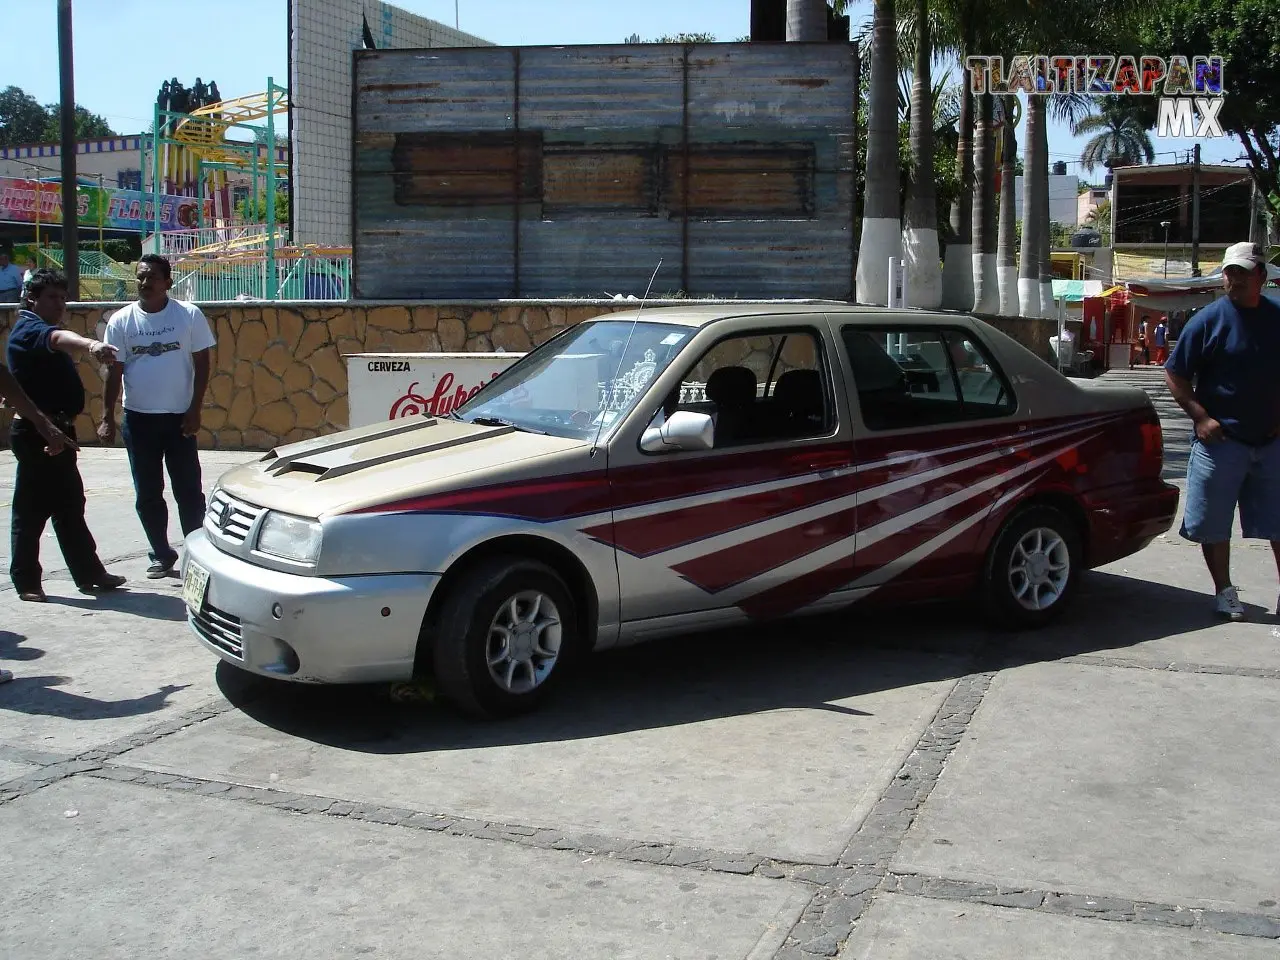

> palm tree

[
  {"left": 1017, "top": 94, "right": 1044, "bottom": 317},
  {"left": 855, "top": 0, "right": 902, "bottom": 305},
  {"left": 1038, "top": 108, "right": 1053, "bottom": 318},
  {"left": 996, "top": 95, "right": 1019, "bottom": 315},
  {"left": 1073, "top": 98, "right": 1156, "bottom": 172},
  {"left": 942, "top": 59, "right": 974, "bottom": 310},
  {"left": 903, "top": 0, "right": 941, "bottom": 308},
  {"left": 971, "top": 90, "right": 999, "bottom": 312},
  {"left": 786, "top": 0, "right": 828, "bottom": 40}
]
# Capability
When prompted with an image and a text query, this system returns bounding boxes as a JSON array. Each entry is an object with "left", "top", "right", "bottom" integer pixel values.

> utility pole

[
  {"left": 57, "top": 0, "right": 79, "bottom": 300},
  {"left": 1190, "top": 142, "right": 1201, "bottom": 277}
]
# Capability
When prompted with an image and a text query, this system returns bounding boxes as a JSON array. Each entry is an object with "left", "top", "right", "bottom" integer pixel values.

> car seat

[
  {"left": 705, "top": 366, "right": 758, "bottom": 445},
  {"left": 771, "top": 369, "right": 825, "bottom": 436}
]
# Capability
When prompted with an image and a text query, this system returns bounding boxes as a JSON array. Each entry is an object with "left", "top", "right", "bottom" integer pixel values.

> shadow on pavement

[
  {"left": 0, "top": 630, "right": 44, "bottom": 663},
  {"left": 48, "top": 590, "right": 187, "bottom": 622},
  {"left": 0, "top": 678, "right": 190, "bottom": 720},
  {"left": 217, "top": 569, "right": 1234, "bottom": 753}
]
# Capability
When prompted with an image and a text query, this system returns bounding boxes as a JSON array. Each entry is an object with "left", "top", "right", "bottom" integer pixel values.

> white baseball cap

[{"left": 1222, "top": 241, "right": 1266, "bottom": 271}]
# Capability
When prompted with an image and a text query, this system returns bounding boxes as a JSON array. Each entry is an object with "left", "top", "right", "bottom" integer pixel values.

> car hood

[{"left": 212, "top": 416, "right": 591, "bottom": 518}]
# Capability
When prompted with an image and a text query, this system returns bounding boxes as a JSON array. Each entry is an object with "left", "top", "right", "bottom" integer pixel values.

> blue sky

[{"left": 7, "top": 0, "right": 1246, "bottom": 182}]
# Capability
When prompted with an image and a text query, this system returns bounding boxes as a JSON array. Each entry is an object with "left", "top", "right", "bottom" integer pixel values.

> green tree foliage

[
  {"left": 40, "top": 104, "right": 115, "bottom": 143},
  {"left": 0, "top": 85, "right": 115, "bottom": 146},
  {"left": 236, "top": 189, "right": 290, "bottom": 224},
  {"left": 0, "top": 86, "right": 49, "bottom": 146},
  {"left": 1141, "top": 0, "right": 1280, "bottom": 219}
]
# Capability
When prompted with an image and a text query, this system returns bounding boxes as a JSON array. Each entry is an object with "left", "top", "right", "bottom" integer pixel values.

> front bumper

[{"left": 181, "top": 530, "right": 440, "bottom": 683}]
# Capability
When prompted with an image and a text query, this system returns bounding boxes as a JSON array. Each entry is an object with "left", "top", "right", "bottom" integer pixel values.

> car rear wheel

[
  {"left": 432, "top": 556, "right": 577, "bottom": 718},
  {"left": 981, "top": 505, "right": 1081, "bottom": 629}
]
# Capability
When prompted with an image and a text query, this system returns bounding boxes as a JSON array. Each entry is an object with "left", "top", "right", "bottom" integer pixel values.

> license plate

[{"left": 183, "top": 561, "right": 210, "bottom": 614}]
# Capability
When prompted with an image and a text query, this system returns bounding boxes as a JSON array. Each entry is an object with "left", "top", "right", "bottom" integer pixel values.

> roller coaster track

[{"left": 169, "top": 89, "right": 289, "bottom": 165}]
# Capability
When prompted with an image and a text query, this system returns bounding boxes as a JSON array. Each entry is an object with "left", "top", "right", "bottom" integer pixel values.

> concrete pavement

[{"left": 3, "top": 372, "right": 1280, "bottom": 958}]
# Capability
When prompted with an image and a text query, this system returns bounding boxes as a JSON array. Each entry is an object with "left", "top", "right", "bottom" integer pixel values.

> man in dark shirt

[
  {"left": 0, "top": 361, "right": 76, "bottom": 684},
  {"left": 1165, "top": 241, "right": 1280, "bottom": 620},
  {"left": 6, "top": 268, "right": 125, "bottom": 602}
]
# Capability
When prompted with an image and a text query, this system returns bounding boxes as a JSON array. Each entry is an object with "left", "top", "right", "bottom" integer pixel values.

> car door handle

[{"left": 815, "top": 464, "right": 853, "bottom": 480}]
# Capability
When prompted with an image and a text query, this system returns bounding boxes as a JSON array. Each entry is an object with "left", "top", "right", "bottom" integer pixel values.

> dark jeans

[
  {"left": 9, "top": 417, "right": 110, "bottom": 591},
  {"left": 121, "top": 411, "right": 206, "bottom": 567}
]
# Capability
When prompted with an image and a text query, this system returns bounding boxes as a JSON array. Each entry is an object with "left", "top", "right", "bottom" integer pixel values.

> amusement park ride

[{"left": 151, "top": 78, "right": 349, "bottom": 300}]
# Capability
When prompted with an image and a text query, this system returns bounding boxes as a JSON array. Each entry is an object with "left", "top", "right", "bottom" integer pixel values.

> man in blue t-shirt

[{"left": 1165, "top": 241, "right": 1280, "bottom": 620}]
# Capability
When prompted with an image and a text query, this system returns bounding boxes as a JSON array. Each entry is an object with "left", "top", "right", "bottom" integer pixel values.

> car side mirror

[{"left": 640, "top": 410, "right": 715, "bottom": 453}]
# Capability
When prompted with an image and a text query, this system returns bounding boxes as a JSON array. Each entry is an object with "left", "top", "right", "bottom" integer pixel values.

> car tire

[
  {"left": 981, "top": 505, "right": 1082, "bottom": 629},
  {"left": 432, "top": 555, "right": 577, "bottom": 719}
]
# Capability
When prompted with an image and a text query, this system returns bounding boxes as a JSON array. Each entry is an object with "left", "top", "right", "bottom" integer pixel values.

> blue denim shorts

[{"left": 1181, "top": 435, "right": 1280, "bottom": 543}]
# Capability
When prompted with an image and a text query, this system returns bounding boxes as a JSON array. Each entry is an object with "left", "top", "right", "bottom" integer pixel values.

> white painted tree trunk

[
  {"left": 903, "top": 227, "right": 942, "bottom": 308},
  {"left": 857, "top": 220, "right": 903, "bottom": 306},
  {"left": 973, "top": 253, "right": 999, "bottom": 313}
]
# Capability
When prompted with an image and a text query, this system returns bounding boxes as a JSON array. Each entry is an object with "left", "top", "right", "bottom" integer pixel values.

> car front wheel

[
  {"left": 981, "top": 505, "right": 1081, "bottom": 629},
  {"left": 432, "top": 556, "right": 577, "bottom": 718}
]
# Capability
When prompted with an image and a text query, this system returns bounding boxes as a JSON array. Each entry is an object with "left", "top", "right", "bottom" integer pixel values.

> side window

[
  {"left": 840, "top": 326, "right": 1015, "bottom": 431},
  {"left": 653, "top": 329, "right": 833, "bottom": 447}
]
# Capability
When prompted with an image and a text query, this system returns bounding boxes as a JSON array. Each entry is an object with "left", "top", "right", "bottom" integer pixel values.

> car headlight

[{"left": 256, "top": 511, "right": 323, "bottom": 564}]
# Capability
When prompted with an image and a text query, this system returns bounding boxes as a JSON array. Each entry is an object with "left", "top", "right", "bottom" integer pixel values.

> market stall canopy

[
  {"left": 1123, "top": 263, "right": 1280, "bottom": 297},
  {"left": 1050, "top": 279, "right": 1105, "bottom": 303}
]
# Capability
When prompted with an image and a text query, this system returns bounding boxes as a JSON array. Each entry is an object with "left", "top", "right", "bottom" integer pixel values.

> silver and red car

[{"left": 181, "top": 305, "right": 1178, "bottom": 716}]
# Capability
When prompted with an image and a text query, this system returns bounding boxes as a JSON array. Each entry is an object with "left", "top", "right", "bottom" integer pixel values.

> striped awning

[{"left": 1050, "top": 279, "right": 1105, "bottom": 302}]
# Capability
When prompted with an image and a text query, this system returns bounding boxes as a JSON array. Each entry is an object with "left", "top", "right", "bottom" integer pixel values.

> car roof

[{"left": 591, "top": 303, "right": 980, "bottom": 328}]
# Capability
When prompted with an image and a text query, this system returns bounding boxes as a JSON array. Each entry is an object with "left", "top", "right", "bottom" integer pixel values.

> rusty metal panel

[
  {"left": 517, "top": 45, "right": 686, "bottom": 130},
  {"left": 390, "top": 132, "right": 542, "bottom": 207},
  {"left": 353, "top": 43, "right": 858, "bottom": 300},
  {"left": 355, "top": 48, "right": 518, "bottom": 298},
  {"left": 664, "top": 145, "right": 816, "bottom": 218},
  {"left": 355, "top": 48, "right": 515, "bottom": 132},
  {"left": 517, "top": 220, "right": 685, "bottom": 298},
  {"left": 515, "top": 45, "right": 685, "bottom": 293},
  {"left": 683, "top": 43, "right": 856, "bottom": 298},
  {"left": 542, "top": 148, "right": 659, "bottom": 213}
]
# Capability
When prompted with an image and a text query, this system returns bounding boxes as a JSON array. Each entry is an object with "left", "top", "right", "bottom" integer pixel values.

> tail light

[{"left": 1138, "top": 406, "right": 1164, "bottom": 477}]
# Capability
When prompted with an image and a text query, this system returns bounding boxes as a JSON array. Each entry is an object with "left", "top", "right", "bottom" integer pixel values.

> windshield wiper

[{"left": 466, "top": 416, "right": 549, "bottom": 435}]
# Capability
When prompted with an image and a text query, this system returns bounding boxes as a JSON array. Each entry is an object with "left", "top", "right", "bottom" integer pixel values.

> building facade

[
  {"left": 1109, "top": 163, "right": 1256, "bottom": 278},
  {"left": 1014, "top": 173, "right": 1082, "bottom": 227}
]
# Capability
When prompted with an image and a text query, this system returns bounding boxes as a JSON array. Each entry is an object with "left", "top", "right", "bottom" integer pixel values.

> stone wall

[{"left": 0, "top": 300, "right": 1067, "bottom": 450}]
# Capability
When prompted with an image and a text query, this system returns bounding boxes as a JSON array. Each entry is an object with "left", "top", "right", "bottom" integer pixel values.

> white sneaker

[{"left": 1214, "top": 586, "right": 1245, "bottom": 621}]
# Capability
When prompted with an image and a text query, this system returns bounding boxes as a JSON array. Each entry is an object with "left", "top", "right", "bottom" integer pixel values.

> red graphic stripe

[
  {"left": 353, "top": 474, "right": 613, "bottom": 521},
  {"left": 354, "top": 416, "right": 1112, "bottom": 522},
  {"left": 674, "top": 447, "right": 1024, "bottom": 594},
  {"left": 736, "top": 494, "right": 994, "bottom": 619},
  {"left": 591, "top": 472, "right": 857, "bottom": 557}
]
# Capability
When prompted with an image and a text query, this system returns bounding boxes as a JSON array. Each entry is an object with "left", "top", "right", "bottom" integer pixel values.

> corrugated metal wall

[{"left": 353, "top": 43, "right": 858, "bottom": 300}]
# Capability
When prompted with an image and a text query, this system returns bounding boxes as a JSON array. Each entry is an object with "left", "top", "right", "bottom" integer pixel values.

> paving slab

[
  {"left": 0, "top": 556, "right": 227, "bottom": 755},
  {"left": 118, "top": 646, "right": 960, "bottom": 863},
  {"left": 0, "top": 777, "right": 811, "bottom": 960},
  {"left": 894, "top": 662, "right": 1280, "bottom": 912},
  {"left": 840, "top": 894, "right": 1280, "bottom": 960},
  {"left": 0, "top": 757, "right": 37, "bottom": 783}
]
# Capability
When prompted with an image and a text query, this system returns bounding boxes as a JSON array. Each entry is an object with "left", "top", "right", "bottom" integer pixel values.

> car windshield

[{"left": 453, "top": 320, "right": 693, "bottom": 440}]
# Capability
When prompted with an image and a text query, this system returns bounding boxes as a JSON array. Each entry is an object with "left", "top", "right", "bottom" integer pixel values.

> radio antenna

[{"left": 589, "top": 258, "right": 663, "bottom": 459}]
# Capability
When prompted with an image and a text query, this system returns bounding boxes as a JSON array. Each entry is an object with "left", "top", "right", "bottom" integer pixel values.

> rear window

[{"left": 840, "top": 326, "right": 1015, "bottom": 431}]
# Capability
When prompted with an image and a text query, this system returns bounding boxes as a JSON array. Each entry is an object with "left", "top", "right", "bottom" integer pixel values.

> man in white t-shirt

[{"left": 99, "top": 254, "right": 216, "bottom": 578}]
